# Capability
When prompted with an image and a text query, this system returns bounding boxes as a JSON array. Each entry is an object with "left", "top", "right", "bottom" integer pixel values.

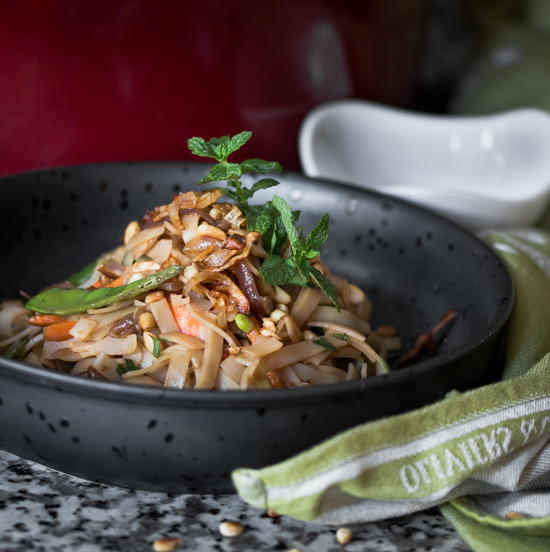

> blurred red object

[{"left": 0, "top": 0, "right": 426, "bottom": 176}]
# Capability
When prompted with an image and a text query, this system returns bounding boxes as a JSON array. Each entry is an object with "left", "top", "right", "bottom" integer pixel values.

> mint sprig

[
  {"left": 187, "top": 131, "right": 281, "bottom": 212},
  {"left": 260, "top": 196, "right": 340, "bottom": 310}
]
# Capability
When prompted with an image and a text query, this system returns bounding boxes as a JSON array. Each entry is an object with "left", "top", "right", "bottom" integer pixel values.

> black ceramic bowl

[{"left": 0, "top": 163, "right": 513, "bottom": 492}]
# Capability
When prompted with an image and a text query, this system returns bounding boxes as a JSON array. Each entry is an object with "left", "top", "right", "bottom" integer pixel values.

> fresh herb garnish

[
  {"left": 332, "top": 333, "right": 349, "bottom": 342},
  {"left": 260, "top": 196, "right": 340, "bottom": 310},
  {"left": 26, "top": 266, "right": 183, "bottom": 315},
  {"left": 187, "top": 131, "right": 281, "bottom": 213},
  {"left": 313, "top": 337, "right": 336, "bottom": 351},
  {"left": 117, "top": 359, "right": 139, "bottom": 376},
  {"left": 188, "top": 132, "right": 339, "bottom": 307},
  {"left": 151, "top": 335, "right": 162, "bottom": 358}
]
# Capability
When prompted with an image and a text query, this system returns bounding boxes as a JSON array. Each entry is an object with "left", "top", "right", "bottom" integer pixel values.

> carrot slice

[
  {"left": 28, "top": 314, "right": 63, "bottom": 327},
  {"left": 43, "top": 320, "right": 77, "bottom": 341},
  {"left": 106, "top": 276, "right": 126, "bottom": 288},
  {"left": 170, "top": 300, "right": 204, "bottom": 339}
]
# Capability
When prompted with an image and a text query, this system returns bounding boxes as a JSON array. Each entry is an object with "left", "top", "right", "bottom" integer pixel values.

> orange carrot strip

[
  {"left": 28, "top": 314, "right": 63, "bottom": 327},
  {"left": 106, "top": 276, "right": 126, "bottom": 288},
  {"left": 43, "top": 320, "right": 77, "bottom": 341},
  {"left": 170, "top": 300, "right": 205, "bottom": 339}
]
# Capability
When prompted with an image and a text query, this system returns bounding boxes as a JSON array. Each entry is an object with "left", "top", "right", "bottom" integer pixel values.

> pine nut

[
  {"left": 152, "top": 538, "right": 180, "bottom": 551},
  {"left": 145, "top": 291, "right": 164, "bottom": 304},
  {"left": 267, "top": 509, "right": 280, "bottom": 518},
  {"left": 123, "top": 221, "right": 140, "bottom": 244},
  {"left": 138, "top": 312, "right": 156, "bottom": 331},
  {"left": 336, "top": 527, "right": 352, "bottom": 545},
  {"left": 219, "top": 521, "right": 245, "bottom": 538}
]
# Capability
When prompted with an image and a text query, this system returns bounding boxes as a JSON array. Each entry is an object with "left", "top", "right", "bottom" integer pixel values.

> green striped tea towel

[{"left": 232, "top": 228, "right": 550, "bottom": 552}]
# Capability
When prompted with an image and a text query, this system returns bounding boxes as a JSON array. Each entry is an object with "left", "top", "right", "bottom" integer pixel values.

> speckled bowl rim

[{"left": 0, "top": 165, "right": 515, "bottom": 408}]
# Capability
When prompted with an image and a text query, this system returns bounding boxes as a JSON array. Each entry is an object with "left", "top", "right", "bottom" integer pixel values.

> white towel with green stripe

[{"left": 232, "top": 228, "right": 550, "bottom": 552}]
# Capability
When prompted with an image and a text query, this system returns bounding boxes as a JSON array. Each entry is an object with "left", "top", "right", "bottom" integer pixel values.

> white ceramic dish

[{"left": 299, "top": 100, "right": 550, "bottom": 230}]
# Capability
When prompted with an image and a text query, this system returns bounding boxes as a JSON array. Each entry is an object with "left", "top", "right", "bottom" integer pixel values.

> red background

[{"left": 0, "top": 0, "right": 426, "bottom": 175}]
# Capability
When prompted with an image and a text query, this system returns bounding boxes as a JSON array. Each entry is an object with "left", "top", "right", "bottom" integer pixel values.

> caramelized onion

[
  {"left": 232, "top": 261, "right": 273, "bottom": 317},
  {"left": 110, "top": 314, "right": 138, "bottom": 337}
]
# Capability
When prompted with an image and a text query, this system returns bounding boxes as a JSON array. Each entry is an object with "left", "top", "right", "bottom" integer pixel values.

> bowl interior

[{"left": 0, "top": 162, "right": 511, "bottom": 365}]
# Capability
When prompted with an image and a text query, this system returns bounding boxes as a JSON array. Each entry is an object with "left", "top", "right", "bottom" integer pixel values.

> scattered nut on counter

[
  {"left": 219, "top": 520, "right": 245, "bottom": 537},
  {"left": 152, "top": 537, "right": 181, "bottom": 552},
  {"left": 267, "top": 509, "right": 280, "bottom": 518},
  {"left": 336, "top": 526, "right": 353, "bottom": 544}
]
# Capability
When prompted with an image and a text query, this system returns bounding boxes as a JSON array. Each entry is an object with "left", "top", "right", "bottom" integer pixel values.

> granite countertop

[{"left": 0, "top": 450, "right": 470, "bottom": 552}]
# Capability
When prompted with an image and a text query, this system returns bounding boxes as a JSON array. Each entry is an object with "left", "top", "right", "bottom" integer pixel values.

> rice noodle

[{"left": 0, "top": 187, "right": 399, "bottom": 390}]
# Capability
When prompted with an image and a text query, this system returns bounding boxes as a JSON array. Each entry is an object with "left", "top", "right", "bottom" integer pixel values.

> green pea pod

[
  {"left": 26, "top": 266, "right": 183, "bottom": 315},
  {"left": 67, "top": 261, "right": 97, "bottom": 287}
]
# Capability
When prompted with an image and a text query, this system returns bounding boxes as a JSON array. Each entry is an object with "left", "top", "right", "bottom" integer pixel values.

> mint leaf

[
  {"left": 313, "top": 337, "right": 336, "bottom": 351},
  {"left": 251, "top": 178, "right": 279, "bottom": 194},
  {"left": 198, "top": 162, "right": 242, "bottom": 184},
  {"left": 260, "top": 255, "right": 309, "bottom": 286},
  {"left": 228, "top": 131, "right": 252, "bottom": 155},
  {"left": 187, "top": 137, "right": 215, "bottom": 159},
  {"left": 247, "top": 204, "right": 274, "bottom": 235},
  {"left": 272, "top": 196, "right": 301, "bottom": 251},
  {"left": 305, "top": 214, "right": 329, "bottom": 253},
  {"left": 240, "top": 159, "right": 282, "bottom": 174},
  {"left": 309, "top": 266, "right": 340, "bottom": 310}
]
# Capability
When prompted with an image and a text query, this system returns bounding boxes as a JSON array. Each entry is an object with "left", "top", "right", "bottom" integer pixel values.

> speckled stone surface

[{"left": 0, "top": 450, "right": 470, "bottom": 552}]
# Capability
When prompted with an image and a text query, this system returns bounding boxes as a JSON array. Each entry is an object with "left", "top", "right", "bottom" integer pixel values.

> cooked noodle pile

[{"left": 0, "top": 190, "right": 402, "bottom": 390}]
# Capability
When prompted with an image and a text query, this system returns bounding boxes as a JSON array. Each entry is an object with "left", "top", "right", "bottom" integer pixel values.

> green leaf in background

[
  {"left": 240, "top": 159, "right": 282, "bottom": 175},
  {"left": 26, "top": 266, "right": 183, "bottom": 315},
  {"left": 187, "top": 137, "right": 215, "bottom": 159}
]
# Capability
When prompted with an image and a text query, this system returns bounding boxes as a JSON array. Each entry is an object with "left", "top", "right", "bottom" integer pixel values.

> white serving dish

[{"left": 299, "top": 100, "right": 550, "bottom": 230}]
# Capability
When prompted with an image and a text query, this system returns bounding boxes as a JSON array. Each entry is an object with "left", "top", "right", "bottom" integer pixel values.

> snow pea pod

[
  {"left": 26, "top": 265, "right": 183, "bottom": 315},
  {"left": 67, "top": 261, "right": 97, "bottom": 287}
]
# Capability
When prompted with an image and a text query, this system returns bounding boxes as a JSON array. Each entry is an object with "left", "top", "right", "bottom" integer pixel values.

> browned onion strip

[
  {"left": 209, "top": 231, "right": 259, "bottom": 272},
  {"left": 399, "top": 309, "right": 458, "bottom": 366},
  {"left": 231, "top": 261, "right": 273, "bottom": 317},
  {"left": 184, "top": 270, "right": 251, "bottom": 314},
  {"left": 179, "top": 207, "right": 217, "bottom": 226}
]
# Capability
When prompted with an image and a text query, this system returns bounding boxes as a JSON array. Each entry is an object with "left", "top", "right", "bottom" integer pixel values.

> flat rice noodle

[
  {"left": 293, "top": 362, "right": 342, "bottom": 384},
  {"left": 125, "top": 375, "right": 163, "bottom": 387},
  {"left": 220, "top": 355, "right": 245, "bottom": 385},
  {"left": 122, "top": 354, "right": 169, "bottom": 379},
  {"left": 87, "top": 301, "right": 134, "bottom": 314},
  {"left": 260, "top": 340, "right": 326, "bottom": 373},
  {"left": 306, "top": 320, "right": 366, "bottom": 342},
  {"left": 239, "top": 336, "right": 283, "bottom": 358},
  {"left": 198, "top": 222, "right": 226, "bottom": 241},
  {"left": 69, "top": 317, "right": 98, "bottom": 340},
  {"left": 317, "top": 364, "right": 347, "bottom": 381},
  {"left": 282, "top": 365, "right": 302, "bottom": 386},
  {"left": 164, "top": 349, "right": 191, "bottom": 389},
  {"left": 284, "top": 316, "right": 302, "bottom": 343},
  {"left": 125, "top": 225, "right": 164, "bottom": 250},
  {"left": 346, "top": 362, "right": 359, "bottom": 381},
  {"left": 0, "top": 303, "right": 28, "bottom": 337},
  {"left": 349, "top": 337, "right": 388, "bottom": 373},
  {"left": 92, "top": 353, "right": 120, "bottom": 381},
  {"left": 146, "top": 239, "right": 173, "bottom": 265},
  {"left": 309, "top": 306, "right": 370, "bottom": 334},
  {"left": 195, "top": 329, "right": 223, "bottom": 389},
  {"left": 148, "top": 298, "right": 180, "bottom": 333},
  {"left": 24, "top": 351, "right": 43, "bottom": 367},
  {"left": 159, "top": 332, "right": 204, "bottom": 350},
  {"left": 184, "top": 299, "right": 239, "bottom": 347},
  {"left": 0, "top": 325, "right": 39, "bottom": 348},
  {"left": 290, "top": 287, "right": 322, "bottom": 328},
  {"left": 72, "top": 334, "right": 137, "bottom": 357},
  {"left": 181, "top": 213, "right": 200, "bottom": 243},
  {"left": 216, "top": 369, "right": 240, "bottom": 390},
  {"left": 329, "top": 345, "right": 362, "bottom": 359},
  {"left": 71, "top": 357, "right": 96, "bottom": 375},
  {"left": 88, "top": 305, "right": 136, "bottom": 340},
  {"left": 24, "top": 333, "right": 43, "bottom": 354}
]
